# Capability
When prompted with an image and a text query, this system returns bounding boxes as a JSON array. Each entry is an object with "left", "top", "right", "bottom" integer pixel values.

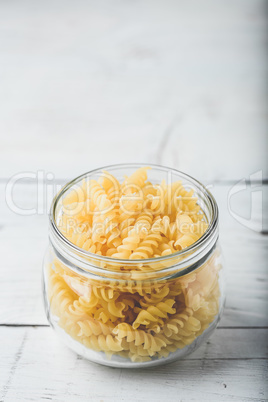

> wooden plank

[
  {"left": 0, "top": 0, "right": 267, "bottom": 181},
  {"left": 0, "top": 182, "right": 267, "bottom": 326},
  {"left": 0, "top": 327, "right": 267, "bottom": 402}
]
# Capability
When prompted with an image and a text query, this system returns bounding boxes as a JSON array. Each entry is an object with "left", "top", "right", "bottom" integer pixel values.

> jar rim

[{"left": 49, "top": 163, "right": 219, "bottom": 274}]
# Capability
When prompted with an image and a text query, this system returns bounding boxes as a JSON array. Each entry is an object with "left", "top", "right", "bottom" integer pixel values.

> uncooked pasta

[{"left": 46, "top": 166, "right": 222, "bottom": 363}]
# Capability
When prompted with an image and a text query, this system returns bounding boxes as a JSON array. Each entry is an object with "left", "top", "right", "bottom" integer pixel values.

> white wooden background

[{"left": 0, "top": 1, "right": 267, "bottom": 401}]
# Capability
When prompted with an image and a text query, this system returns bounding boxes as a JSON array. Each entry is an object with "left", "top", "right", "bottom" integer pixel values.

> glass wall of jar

[{"left": 42, "top": 164, "right": 225, "bottom": 368}]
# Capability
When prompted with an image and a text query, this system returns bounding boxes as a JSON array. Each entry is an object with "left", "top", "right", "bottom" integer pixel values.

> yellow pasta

[{"left": 46, "top": 167, "right": 222, "bottom": 363}]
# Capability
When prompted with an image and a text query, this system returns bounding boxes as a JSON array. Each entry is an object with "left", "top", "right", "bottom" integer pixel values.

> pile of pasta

[{"left": 47, "top": 167, "right": 221, "bottom": 362}]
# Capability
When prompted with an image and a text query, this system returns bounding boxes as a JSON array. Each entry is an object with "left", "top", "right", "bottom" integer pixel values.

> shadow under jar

[{"left": 42, "top": 164, "right": 225, "bottom": 368}]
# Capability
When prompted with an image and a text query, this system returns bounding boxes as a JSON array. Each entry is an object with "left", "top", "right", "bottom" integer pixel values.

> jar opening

[{"left": 49, "top": 164, "right": 219, "bottom": 278}]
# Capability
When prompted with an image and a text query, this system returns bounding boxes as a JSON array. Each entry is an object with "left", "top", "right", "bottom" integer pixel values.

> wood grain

[
  {"left": 0, "top": 0, "right": 267, "bottom": 181},
  {"left": 0, "top": 327, "right": 267, "bottom": 402},
  {"left": 0, "top": 0, "right": 267, "bottom": 400}
]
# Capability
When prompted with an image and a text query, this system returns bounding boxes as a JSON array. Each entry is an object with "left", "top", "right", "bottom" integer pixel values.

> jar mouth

[{"left": 49, "top": 163, "right": 219, "bottom": 273}]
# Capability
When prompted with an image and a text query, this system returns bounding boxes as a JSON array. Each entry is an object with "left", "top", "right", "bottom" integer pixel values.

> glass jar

[{"left": 42, "top": 164, "right": 225, "bottom": 368}]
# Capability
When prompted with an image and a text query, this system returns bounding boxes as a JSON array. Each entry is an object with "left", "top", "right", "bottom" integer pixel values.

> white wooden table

[{"left": 0, "top": 1, "right": 267, "bottom": 401}]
